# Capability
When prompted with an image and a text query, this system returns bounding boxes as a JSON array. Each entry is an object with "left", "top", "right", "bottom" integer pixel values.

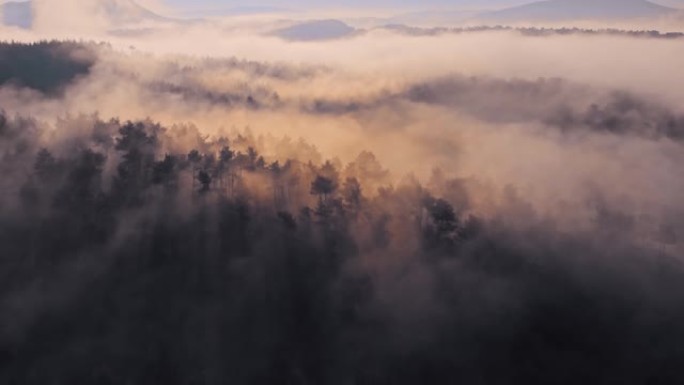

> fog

[{"left": 1, "top": 2, "right": 684, "bottom": 384}]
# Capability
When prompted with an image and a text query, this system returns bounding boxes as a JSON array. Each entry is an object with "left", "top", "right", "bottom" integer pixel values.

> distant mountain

[
  {"left": 2, "top": 1, "right": 31, "bottom": 28},
  {"left": 272, "top": 20, "right": 359, "bottom": 41},
  {"left": 100, "top": 0, "right": 171, "bottom": 24},
  {"left": 480, "top": 0, "right": 677, "bottom": 22},
  {"left": 1, "top": 0, "right": 171, "bottom": 29}
]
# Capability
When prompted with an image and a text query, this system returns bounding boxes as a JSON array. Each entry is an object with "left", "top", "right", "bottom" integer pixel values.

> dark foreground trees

[{"left": 1, "top": 114, "right": 684, "bottom": 385}]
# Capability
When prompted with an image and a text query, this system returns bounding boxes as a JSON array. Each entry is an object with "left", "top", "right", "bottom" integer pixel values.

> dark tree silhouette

[
  {"left": 113, "top": 122, "right": 158, "bottom": 205},
  {"left": 198, "top": 170, "right": 212, "bottom": 192},
  {"left": 311, "top": 175, "right": 336, "bottom": 202},
  {"left": 218, "top": 146, "right": 234, "bottom": 192},
  {"left": 152, "top": 155, "right": 178, "bottom": 189},
  {"left": 33, "top": 148, "right": 59, "bottom": 180},
  {"left": 422, "top": 196, "right": 459, "bottom": 250},
  {"left": 0, "top": 41, "right": 96, "bottom": 95},
  {"left": 246, "top": 146, "right": 258, "bottom": 171},
  {"left": 341, "top": 177, "right": 362, "bottom": 212}
]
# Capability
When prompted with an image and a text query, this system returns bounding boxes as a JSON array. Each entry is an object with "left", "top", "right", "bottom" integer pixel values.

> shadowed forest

[
  {"left": 1, "top": 32, "right": 684, "bottom": 385},
  {"left": 0, "top": 41, "right": 96, "bottom": 94}
]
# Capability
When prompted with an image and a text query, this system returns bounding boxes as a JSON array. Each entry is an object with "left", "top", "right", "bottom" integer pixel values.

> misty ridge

[
  {"left": 1, "top": 3, "right": 684, "bottom": 384},
  {"left": 379, "top": 24, "right": 684, "bottom": 39},
  {"left": 272, "top": 20, "right": 684, "bottom": 42},
  {"left": 5, "top": 41, "right": 684, "bottom": 143}
]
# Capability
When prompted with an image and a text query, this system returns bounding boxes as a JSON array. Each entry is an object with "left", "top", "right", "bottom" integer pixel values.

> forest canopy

[
  {"left": 0, "top": 36, "right": 683, "bottom": 384},
  {"left": 0, "top": 41, "right": 97, "bottom": 94}
]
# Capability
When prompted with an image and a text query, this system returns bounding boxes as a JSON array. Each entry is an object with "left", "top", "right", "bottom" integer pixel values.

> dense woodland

[
  {"left": 0, "top": 41, "right": 684, "bottom": 384},
  {"left": 0, "top": 41, "right": 96, "bottom": 94},
  {"left": 0, "top": 111, "right": 683, "bottom": 385}
]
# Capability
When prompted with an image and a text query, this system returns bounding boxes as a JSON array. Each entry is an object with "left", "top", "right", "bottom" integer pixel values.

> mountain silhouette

[
  {"left": 273, "top": 19, "right": 358, "bottom": 41},
  {"left": 1, "top": 0, "right": 170, "bottom": 29},
  {"left": 480, "top": 0, "right": 676, "bottom": 22},
  {"left": 2, "top": 1, "right": 31, "bottom": 28}
]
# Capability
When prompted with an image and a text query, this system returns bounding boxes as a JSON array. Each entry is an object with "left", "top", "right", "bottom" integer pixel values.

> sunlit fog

[{"left": 1, "top": 0, "right": 684, "bottom": 383}]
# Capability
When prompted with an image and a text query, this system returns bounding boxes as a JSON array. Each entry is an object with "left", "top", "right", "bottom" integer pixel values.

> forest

[
  {"left": 0, "top": 41, "right": 97, "bottom": 94},
  {"left": 0, "top": 40, "right": 684, "bottom": 385}
]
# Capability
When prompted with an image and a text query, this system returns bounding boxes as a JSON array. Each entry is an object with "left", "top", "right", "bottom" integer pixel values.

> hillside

[
  {"left": 1, "top": 1, "right": 31, "bottom": 28},
  {"left": 1, "top": 0, "right": 170, "bottom": 29},
  {"left": 480, "top": 0, "right": 676, "bottom": 22},
  {"left": 273, "top": 19, "right": 358, "bottom": 41}
]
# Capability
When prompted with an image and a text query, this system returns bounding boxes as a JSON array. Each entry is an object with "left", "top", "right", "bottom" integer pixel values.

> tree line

[{"left": 2, "top": 112, "right": 684, "bottom": 384}]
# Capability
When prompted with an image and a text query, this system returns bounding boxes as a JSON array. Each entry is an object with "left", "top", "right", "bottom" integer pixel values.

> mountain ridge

[
  {"left": 272, "top": 19, "right": 359, "bottom": 41},
  {"left": 480, "top": 0, "right": 677, "bottom": 22},
  {"left": 1, "top": 0, "right": 172, "bottom": 29}
]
